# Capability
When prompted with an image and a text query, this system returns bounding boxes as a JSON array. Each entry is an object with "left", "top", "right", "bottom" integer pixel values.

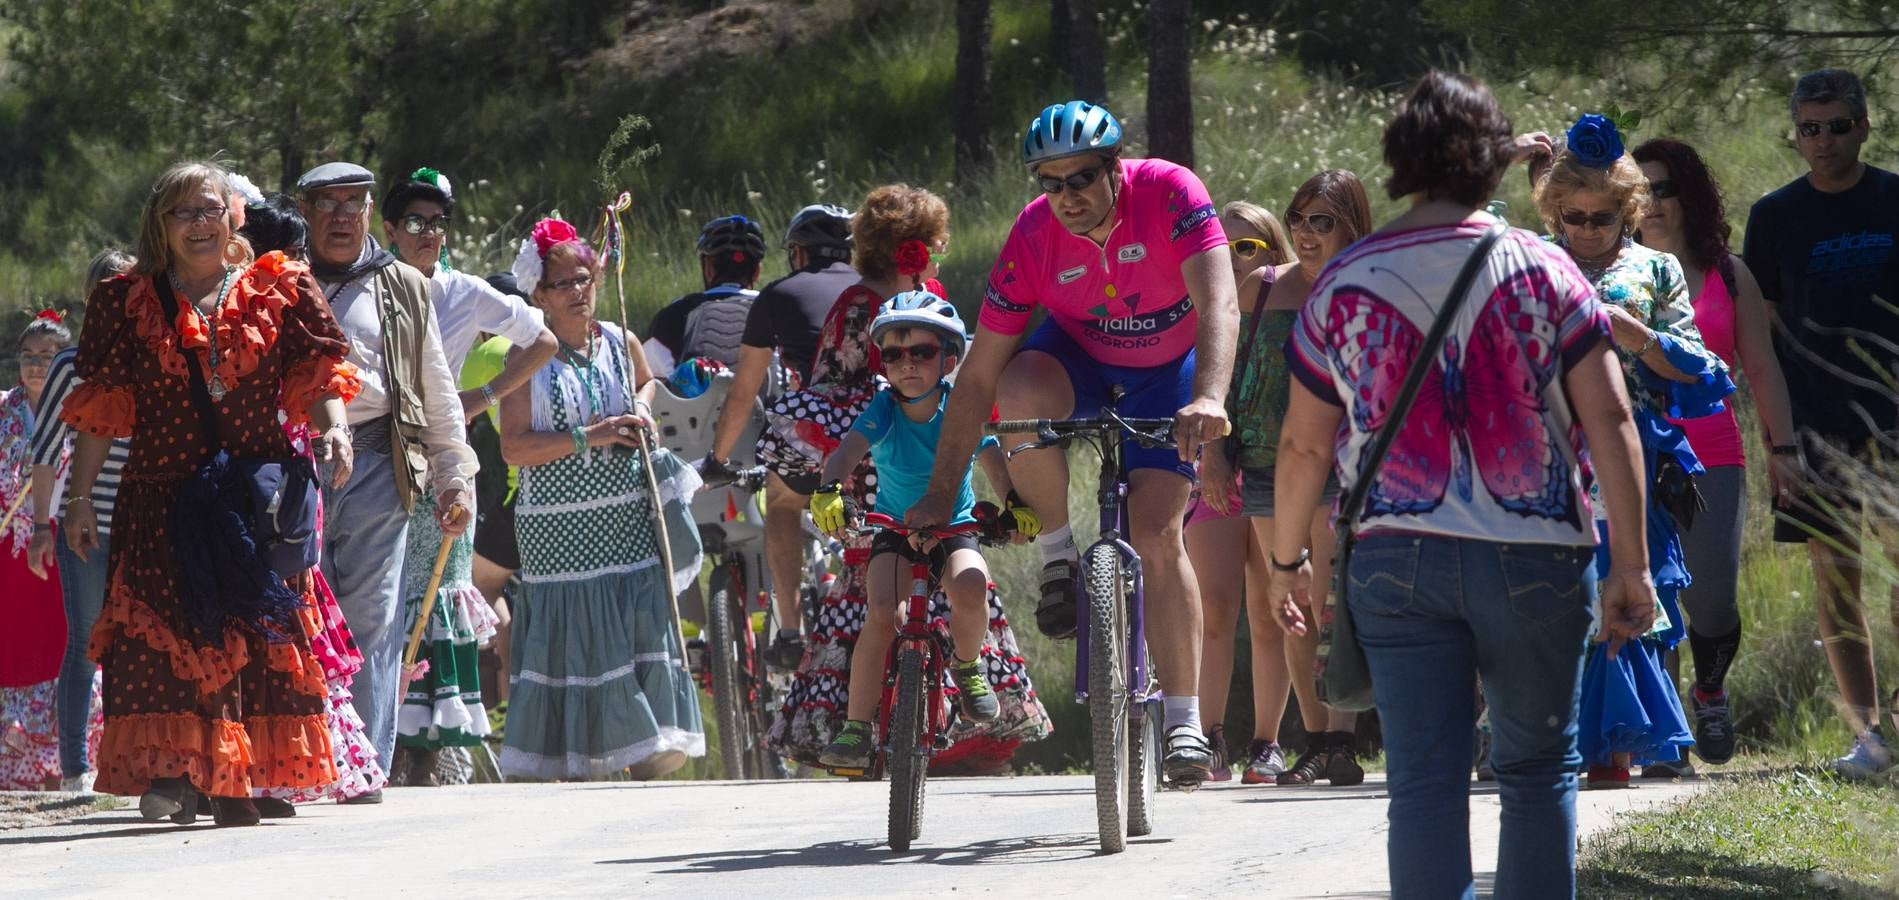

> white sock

[
  {"left": 1036, "top": 524, "right": 1078, "bottom": 565},
  {"left": 1163, "top": 696, "right": 1201, "bottom": 734}
]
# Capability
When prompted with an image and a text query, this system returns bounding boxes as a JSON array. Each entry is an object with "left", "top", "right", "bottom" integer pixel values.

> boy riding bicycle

[{"left": 810, "top": 290, "right": 1039, "bottom": 769}]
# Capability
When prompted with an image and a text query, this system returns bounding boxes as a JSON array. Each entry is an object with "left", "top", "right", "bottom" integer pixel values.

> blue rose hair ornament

[{"left": 1565, "top": 114, "right": 1626, "bottom": 169}]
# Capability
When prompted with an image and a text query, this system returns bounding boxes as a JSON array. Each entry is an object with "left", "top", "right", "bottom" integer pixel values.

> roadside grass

[{"left": 1578, "top": 760, "right": 1899, "bottom": 899}]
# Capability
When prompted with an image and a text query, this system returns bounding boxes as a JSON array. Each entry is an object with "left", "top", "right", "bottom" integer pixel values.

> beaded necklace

[
  {"left": 557, "top": 321, "right": 604, "bottom": 426},
  {"left": 169, "top": 265, "right": 238, "bottom": 400}
]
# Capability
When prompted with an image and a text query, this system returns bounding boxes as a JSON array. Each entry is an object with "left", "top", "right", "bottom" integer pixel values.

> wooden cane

[
  {"left": 397, "top": 532, "right": 458, "bottom": 707},
  {"left": 0, "top": 484, "right": 29, "bottom": 536},
  {"left": 635, "top": 428, "right": 689, "bottom": 670}
]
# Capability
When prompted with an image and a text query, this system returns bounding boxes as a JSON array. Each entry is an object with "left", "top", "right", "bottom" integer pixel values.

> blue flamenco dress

[{"left": 1572, "top": 240, "right": 1735, "bottom": 768}]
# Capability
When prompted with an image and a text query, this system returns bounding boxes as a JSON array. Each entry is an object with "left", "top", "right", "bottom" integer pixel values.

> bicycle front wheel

[
  {"left": 1085, "top": 542, "right": 1129, "bottom": 854},
  {"left": 887, "top": 647, "right": 928, "bottom": 852}
]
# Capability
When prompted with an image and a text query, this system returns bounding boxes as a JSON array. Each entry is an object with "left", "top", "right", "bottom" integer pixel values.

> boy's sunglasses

[
  {"left": 879, "top": 343, "right": 942, "bottom": 364},
  {"left": 1560, "top": 209, "right": 1619, "bottom": 229},
  {"left": 1796, "top": 118, "right": 1856, "bottom": 138},
  {"left": 1038, "top": 164, "right": 1108, "bottom": 195},
  {"left": 400, "top": 214, "right": 451, "bottom": 236},
  {"left": 1228, "top": 237, "right": 1272, "bottom": 259},
  {"left": 1646, "top": 179, "right": 1678, "bottom": 200},
  {"left": 1285, "top": 210, "right": 1337, "bottom": 235}
]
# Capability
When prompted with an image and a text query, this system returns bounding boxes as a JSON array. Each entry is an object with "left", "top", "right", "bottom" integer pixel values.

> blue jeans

[
  {"left": 1347, "top": 534, "right": 1595, "bottom": 900},
  {"left": 55, "top": 532, "right": 110, "bottom": 778},
  {"left": 320, "top": 448, "right": 412, "bottom": 775}
]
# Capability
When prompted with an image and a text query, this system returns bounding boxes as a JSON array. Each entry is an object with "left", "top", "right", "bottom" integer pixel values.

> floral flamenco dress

[
  {"left": 500, "top": 321, "right": 706, "bottom": 780},
  {"left": 61, "top": 252, "right": 359, "bottom": 800},
  {"left": 0, "top": 386, "right": 103, "bottom": 789},
  {"left": 1571, "top": 240, "right": 1734, "bottom": 769},
  {"left": 254, "top": 426, "right": 387, "bottom": 803},
  {"left": 394, "top": 492, "right": 499, "bottom": 766},
  {"left": 762, "top": 283, "right": 1054, "bottom": 772}
]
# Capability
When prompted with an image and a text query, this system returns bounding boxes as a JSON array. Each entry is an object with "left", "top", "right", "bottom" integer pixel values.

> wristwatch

[
  {"left": 1770, "top": 444, "right": 1800, "bottom": 457},
  {"left": 1270, "top": 548, "right": 1311, "bottom": 572}
]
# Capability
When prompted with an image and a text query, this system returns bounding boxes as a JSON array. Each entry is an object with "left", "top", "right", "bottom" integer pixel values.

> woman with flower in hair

[
  {"left": 0, "top": 311, "right": 87, "bottom": 790},
  {"left": 764, "top": 184, "right": 1052, "bottom": 772},
  {"left": 1528, "top": 115, "right": 1735, "bottom": 787},
  {"left": 59, "top": 160, "right": 360, "bottom": 825},
  {"left": 496, "top": 217, "right": 705, "bottom": 780}
]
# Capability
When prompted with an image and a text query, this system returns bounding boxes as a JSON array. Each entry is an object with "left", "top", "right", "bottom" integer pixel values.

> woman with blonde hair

[
  {"left": 1189, "top": 199, "right": 1296, "bottom": 782},
  {"left": 60, "top": 160, "right": 361, "bottom": 824},
  {"left": 1527, "top": 116, "right": 1733, "bottom": 787},
  {"left": 766, "top": 184, "right": 1052, "bottom": 771}
]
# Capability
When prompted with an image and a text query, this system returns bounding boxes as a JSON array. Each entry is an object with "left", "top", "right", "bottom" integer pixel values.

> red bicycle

[{"left": 823, "top": 511, "right": 992, "bottom": 852}]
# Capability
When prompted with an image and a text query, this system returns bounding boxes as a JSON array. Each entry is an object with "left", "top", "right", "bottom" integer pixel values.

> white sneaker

[
  {"left": 1827, "top": 731, "right": 1894, "bottom": 781},
  {"left": 60, "top": 772, "right": 96, "bottom": 793}
]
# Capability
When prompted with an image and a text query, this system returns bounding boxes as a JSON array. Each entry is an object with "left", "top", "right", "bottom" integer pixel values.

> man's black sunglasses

[{"left": 1038, "top": 164, "right": 1108, "bottom": 195}]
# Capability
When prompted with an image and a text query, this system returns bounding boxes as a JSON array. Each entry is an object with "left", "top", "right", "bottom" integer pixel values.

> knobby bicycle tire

[
  {"left": 1127, "top": 690, "right": 1160, "bottom": 836},
  {"left": 707, "top": 571, "right": 750, "bottom": 779},
  {"left": 1085, "top": 542, "right": 1129, "bottom": 854},
  {"left": 887, "top": 648, "right": 928, "bottom": 851}
]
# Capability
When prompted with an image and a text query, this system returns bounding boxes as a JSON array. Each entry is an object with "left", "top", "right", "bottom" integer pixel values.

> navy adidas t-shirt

[{"left": 1742, "top": 166, "right": 1899, "bottom": 443}]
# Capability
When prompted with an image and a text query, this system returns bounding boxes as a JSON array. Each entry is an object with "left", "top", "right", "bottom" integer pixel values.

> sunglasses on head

[
  {"left": 1646, "top": 179, "right": 1678, "bottom": 200},
  {"left": 1228, "top": 237, "right": 1271, "bottom": 259},
  {"left": 399, "top": 214, "right": 451, "bottom": 236},
  {"left": 879, "top": 343, "right": 942, "bottom": 364},
  {"left": 1560, "top": 209, "right": 1619, "bottom": 229},
  {"left": 1037, "top": 163, "right": 1109, "bottom": 196},
  {"left": 1796, "top": 118, "right": 1857, "bottom": 139},
  {"left": 1285, "top": 210, "right": 1337, "bottom": 235}
]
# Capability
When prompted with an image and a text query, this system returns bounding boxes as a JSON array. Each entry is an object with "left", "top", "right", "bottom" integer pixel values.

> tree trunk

[
  {"left": 1069, "top": 0, "right": 1106, "bottom": 105},
  {"left": 1146, "top": 0, "right": 1193, "bottom": 168},
  {"left": 1049, "top": 0, "right": 1071, "bottom": 74},
  {"left": 952, "top": 0, "right": 995, "bottom": 186}
]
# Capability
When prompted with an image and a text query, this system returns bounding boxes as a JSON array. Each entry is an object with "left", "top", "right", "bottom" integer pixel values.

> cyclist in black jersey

[{"left": 644, "top": 215, "right": 768, "bottom": 373}]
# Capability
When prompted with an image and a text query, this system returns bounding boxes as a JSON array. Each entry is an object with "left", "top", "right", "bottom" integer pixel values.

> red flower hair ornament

[
  {"left": 513, "top": 217, "right": 582, "bottom": 294},
  {"left": 893, "top": 239, "right": 932, "bottom": 279}
]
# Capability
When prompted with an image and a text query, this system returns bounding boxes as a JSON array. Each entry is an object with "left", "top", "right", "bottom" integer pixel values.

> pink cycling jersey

[{"left": 980, "top": 157, "right": 1228, "bottom": 367}]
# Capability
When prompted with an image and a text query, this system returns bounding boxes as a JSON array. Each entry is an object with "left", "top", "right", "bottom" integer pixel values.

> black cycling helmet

[
  {"left": 782, "top": 204, "right": 854, "bottom": 259},
  {"left": 696, "top": 215, "right": 767, "bottom": 260}
]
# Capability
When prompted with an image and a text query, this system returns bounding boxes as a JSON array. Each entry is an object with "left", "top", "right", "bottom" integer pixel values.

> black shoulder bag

[
  {"left": 1319, "top": 223, "right": 1508, "bottom": 711},
  {"left": 156, "top": 275, "right": 321, "bottom": 645}
]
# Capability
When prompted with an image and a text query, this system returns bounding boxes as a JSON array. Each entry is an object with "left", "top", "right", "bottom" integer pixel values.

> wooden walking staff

[
  {"left": 397, "top": 532, "right": 459, "bottom": 707},
  {"left": 634, "top": 428, "right": 690, "bottom": 672},
  {"left": 0, "top": 482, "right": 29, "bottom": 536}
]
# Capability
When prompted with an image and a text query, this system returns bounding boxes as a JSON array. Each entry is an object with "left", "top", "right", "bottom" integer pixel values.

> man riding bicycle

[
  {"left": 644, "top": 214, "right": 768, "bottom": 372},
  {"left": 905, "top": 100, "right": 1239, "bottom": 784}
]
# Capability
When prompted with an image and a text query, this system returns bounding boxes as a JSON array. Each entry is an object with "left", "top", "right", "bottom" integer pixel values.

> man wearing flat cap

[{"left": 299, "top": 162, "right": 476, "bottom": 799}]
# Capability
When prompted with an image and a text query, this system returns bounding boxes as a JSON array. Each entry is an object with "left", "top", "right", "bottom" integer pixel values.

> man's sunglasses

[
  {"left": 1796, "top": 118, "right": 1857, "bottom": 139},
  {"left": 1647, "top": 179, "right": 1678, "bottom": 200},
  {"left": 1038, "top": 164, "right": 1108, "bottom": 196},
  {"left": 1228, "top": 237, "right": 1272, "bottom": 259},
  {"left": 312, "top": 196, "right": 368, "bottom": 216},
  {"left": 1560, "top": 209, "right": 1619, "bottom": 229},
  {"left": 399, "top": 214, "right": 451, "bottom": 236},
  {"left": 879, "top": 343, "right": 942, "bottom": 364},
  {"left": 1285, "top": 210, "right": 1337, "bottom": 235}
]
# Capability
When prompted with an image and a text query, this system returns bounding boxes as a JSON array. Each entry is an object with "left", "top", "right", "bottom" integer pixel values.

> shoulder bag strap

[
  {"left": 1335, "top": 222, "right": 1508, "bottom": 534},
  {"left": 1232, "top": 270, "right": 1275, "bottom": 376},
  {"left": 153, "top": 275, "right": 226, "bottom": 451}
]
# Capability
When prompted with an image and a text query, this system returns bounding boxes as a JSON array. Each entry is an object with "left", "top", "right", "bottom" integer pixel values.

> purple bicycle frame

[{"left": 1074, "top": 436, "right": 1152, "bottom": 704}]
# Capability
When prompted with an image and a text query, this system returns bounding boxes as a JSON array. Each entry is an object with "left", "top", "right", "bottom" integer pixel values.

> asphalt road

[{"left": 3, "top": 773, "right": 1700, "bottom": 899}]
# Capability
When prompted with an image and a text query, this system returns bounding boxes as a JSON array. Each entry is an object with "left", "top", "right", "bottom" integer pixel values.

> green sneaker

[
  {"left": 820, "top": 721, "right": 875, "bottom": 769},
  {"left": 952, "top": 659, "right": 1000, "bottom": 722}
]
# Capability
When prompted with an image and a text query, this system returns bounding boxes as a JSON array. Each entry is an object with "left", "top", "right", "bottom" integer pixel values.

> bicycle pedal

[{"left": 932, "top": 735, "right": 951, "bottom": 751}]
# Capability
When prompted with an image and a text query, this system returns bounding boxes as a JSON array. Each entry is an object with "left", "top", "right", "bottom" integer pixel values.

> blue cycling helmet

[
  {"left": 871, "top": 290, "right": 967, "bottom": 359},
  {"left": 1021, "top": 100, "right": 1123, "bottom": 168}
]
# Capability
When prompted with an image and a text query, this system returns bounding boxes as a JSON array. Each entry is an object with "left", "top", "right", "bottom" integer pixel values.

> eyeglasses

[
  {"left": 1796, "top": 118, "right": 1856, "bottom": 139},
  {"left": 16, "top": 352, "right": 56, "bottom": 367},
  {"left": 311, "top": 196, "right": 368, "bottom": 216},
  {"left": 1037, "top": 164, "right": 1109, "bottom": 196},
  {"left": 399, "top": 214, "right": 451, "bottom": 236},
  {"left": 878, "top": 343, "right": 942, "bottom": 364},
  {"left": 1228, "top": 237, "right": 1271, "bottom": 259},
  {"left": 1285, "top": 210, "right": 1337, "bottom": 235},
  {"left": 1560, "top": 209, "right": 1619, "bottom": 229},
  {"left": 166, "top": 205, "right": 228, "bottom": 224},
  {"left": 541, "top": 274, "right": 593, "bottom": 293},
  {"left": 1647, "top": 179, "right": 1678, "bottom": 200}
]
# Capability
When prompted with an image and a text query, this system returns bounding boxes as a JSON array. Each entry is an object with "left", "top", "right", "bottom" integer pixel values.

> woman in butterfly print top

[
  {"left": 1530, "top": 122, "right": 1734, "bottom": 787},
  {"left": 1266, "top": 72, "right": 1659, "bottom": 899}
]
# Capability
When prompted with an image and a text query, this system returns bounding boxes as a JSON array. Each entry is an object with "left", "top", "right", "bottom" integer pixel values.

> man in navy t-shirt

[{"left": 1741, "top": 67, "right": 1899, "bottom": 780}]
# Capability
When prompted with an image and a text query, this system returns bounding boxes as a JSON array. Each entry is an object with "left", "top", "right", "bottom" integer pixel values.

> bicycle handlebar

[
  {"left": 988, "top": 416, "right": 1176, "bottom": 435},
  {"left": 859, "top": 512, "right": 985, "bottom": 539}
]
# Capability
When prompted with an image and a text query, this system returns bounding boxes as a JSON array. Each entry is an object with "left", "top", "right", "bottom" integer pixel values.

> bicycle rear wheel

[
  {"left": 1127, "top": 696, "right": 1161, "bottom": 837},
  {"left": 1084, "top": 543, "right": 1129, "bottom": 854},
  {"left": 887, "top": 648, "right": 928, "bottom": 852},
  {"left": 707, "top": 564, "right": 750, "bottom": 779}
]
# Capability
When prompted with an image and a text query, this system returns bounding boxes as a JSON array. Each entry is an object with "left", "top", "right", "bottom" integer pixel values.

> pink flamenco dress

[{"left": 253, "top": 424, "right": 388, "bottom": 803}]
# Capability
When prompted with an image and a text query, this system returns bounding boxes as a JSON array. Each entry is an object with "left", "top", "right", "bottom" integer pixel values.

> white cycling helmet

[{"left": 871, "top": 290, "right": 967, "bottom": 358}]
